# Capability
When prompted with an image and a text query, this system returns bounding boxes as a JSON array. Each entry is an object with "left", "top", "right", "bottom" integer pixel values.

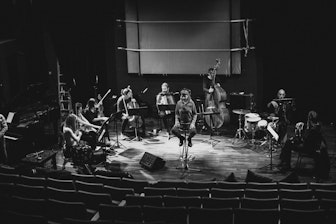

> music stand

[
  {"left": 199, "top": 111, "right": 221, "bottom": 147},
  {"left": 128, "top": 106, "right": 148, "bottom": 141},
  {"left": 259, "top": 123, "right": 279, "bottom": 172},
  {"left": 108, "top": 111, "right": 126, "bottom": 149},
  {"left": 157, "top": 104, "right": 176, "bottom": 139}
]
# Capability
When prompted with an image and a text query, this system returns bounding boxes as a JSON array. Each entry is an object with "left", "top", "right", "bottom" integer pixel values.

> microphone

[{"left": 141, "top": 88, "right": 148, "bottom": 94}]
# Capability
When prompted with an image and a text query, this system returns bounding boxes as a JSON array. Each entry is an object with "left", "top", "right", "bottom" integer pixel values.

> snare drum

[{"left": 244, "top": 113, "right": 261, "bottom": 133}]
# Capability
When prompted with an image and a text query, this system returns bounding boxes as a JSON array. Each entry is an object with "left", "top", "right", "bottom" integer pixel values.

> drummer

[{"left": 267, "top": 89, "right": 295, "bottom": 146}]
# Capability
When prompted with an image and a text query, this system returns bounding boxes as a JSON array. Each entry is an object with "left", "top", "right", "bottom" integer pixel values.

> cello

[{"left": 203, "top": 58, "right": 230, "bottom": 129}]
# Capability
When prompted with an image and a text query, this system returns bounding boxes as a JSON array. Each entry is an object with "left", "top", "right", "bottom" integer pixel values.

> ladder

[{"left": 57, "top": 62, "right": 72, "bottom": 120}]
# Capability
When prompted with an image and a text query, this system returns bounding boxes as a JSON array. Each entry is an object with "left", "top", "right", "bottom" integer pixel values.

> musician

[
  {"left": 0, "top": 113, "right": 8, "bottom": 164},
  {"left": 117, "top": 87, "right": 146, "bottom": 139},
  {"left": 83, "top": 98, "right": 108, "bottom": 126},
  {"left": 171, "top": 88, "right": 198, "bottom": 147},
  {"left": 62, "top": 114, "right": 83, "bottom": 158},
  {"left": 278, "top": 111, "right": 328, "bottom": 174},
  {"left": 203, "top": 67, "right": 226, "bottom": 108},
  {"left": 156, "top": 82, "right": 175, "bottom": 134},
  {"left": 267, "top": 89, "right": 296, "bottom": 145}
]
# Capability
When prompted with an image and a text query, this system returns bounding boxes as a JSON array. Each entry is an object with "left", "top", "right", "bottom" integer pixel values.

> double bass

[{"left": 203, "top": 59, "right": 230, "bottom": 129}]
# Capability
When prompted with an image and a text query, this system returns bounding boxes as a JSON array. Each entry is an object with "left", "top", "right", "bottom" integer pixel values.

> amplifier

[{"left": 139, "top": 152, "right": 165, "bottom": 171}]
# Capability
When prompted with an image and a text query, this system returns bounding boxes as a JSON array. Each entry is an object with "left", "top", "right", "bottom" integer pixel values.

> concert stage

[{"left": 56, "top": 121, "right": 336, "bottom": 183}]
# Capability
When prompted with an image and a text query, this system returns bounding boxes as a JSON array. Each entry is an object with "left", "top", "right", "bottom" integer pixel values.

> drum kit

[{"left": 233, "top": 109, "right": 279, "bottom": 144}]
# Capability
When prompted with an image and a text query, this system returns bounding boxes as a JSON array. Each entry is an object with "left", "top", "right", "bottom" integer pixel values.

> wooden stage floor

[{"left": 56, "top": 119, "right": 336, "bottom": 183}]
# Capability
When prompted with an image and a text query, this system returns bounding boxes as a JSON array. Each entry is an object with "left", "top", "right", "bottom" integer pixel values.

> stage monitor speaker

[
  {"left": 229, "top": 93, "right": 255, "bottom": 111},
  {"left": 139, "top": 152, "right": 165, "bottom": 171}
]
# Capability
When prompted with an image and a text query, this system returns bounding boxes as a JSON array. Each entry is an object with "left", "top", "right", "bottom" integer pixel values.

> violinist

[
  {"left": 117, "top": 87, "right": 146, "bottom": 139},
  {"left": 156, "top": 82, "right": 175, "bottom": 134},
  {"left": 171, "top": 88, "right": 197, "bottom": 147},
  {"left": 83, "top": 98, "right": 108, "bottom": 126}
]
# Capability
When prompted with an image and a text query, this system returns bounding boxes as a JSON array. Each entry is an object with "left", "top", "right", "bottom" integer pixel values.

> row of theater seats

[
  {"left": 1, "top": 170, "right": 336, "bottom": 224},
  {"left": 1, "top": 198, "right": 336, "bottom": 224}
]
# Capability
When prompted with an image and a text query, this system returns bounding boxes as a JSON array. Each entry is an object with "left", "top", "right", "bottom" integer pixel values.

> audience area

[{"left": 1, "top": 165, "right": 336, "bottom": 224}]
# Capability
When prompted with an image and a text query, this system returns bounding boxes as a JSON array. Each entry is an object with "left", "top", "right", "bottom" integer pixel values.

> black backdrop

[{"left": 0, "top": 0, "right": 334, "bottom": 124}]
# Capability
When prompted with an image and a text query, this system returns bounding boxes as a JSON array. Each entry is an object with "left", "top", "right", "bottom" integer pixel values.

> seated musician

[
  {"left": 267, "top": 89, "right": 296, "bottom": 146},
  {"left": 83, "top": 98, "right": 108, "bottom": 126},
  {"left": 0, "top": 113, "right": 8, "bottom": 164},
  {"left": 278, "top": 110, "right": 328, "bottom": 173},
  {"left": 62, "top": 114, "right": 83, "bottom": 158},
  {"left": 171, "top": 88, "right": 197, "bottom": 147},
  {"left": 156, "top": 82, "right": 175, "bottom": 134},
  {"left": 117, "top": 86, "right": 146, "bottom": 139}
]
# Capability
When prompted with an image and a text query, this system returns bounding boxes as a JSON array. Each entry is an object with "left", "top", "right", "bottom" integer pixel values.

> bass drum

[{"left": 72, "top": 144, "right": 93, "bottom": 165}]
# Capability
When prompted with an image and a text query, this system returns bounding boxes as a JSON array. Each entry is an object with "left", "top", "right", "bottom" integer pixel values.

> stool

[{"left": 176, "top": 123, "right": 200, "bottom": 172}]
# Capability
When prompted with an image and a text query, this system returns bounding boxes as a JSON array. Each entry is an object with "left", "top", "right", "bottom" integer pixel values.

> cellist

[{"left": 117, "top": 86, "right": 146, "bottom": 139}]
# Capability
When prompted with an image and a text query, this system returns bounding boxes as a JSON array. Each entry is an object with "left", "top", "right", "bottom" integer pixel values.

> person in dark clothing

[
  {"left": 171, "top": 88, "right": 197, "bottom": 147},
  {"left": 0, "top": 113, "right": 8, "bottom": 164},
  {"left": 278, "top": 110, "right": 327, "bottom": 172}
]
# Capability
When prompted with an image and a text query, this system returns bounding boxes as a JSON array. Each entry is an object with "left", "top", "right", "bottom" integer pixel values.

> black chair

[
  {"left": 14, "top": 184, "right": 46, "bottom": 199},
  {"left": 201, "top": 197, "right": 240, "bottom": 209},
  {"left": 46, "top": 186, "right": 78, "bottom": 202},
  {"left": 241, "top": 197, "right": 279, "bottom": 209},
  {"left": 142, "top": 205, "right": 188, "bottom": 224},
  {"left": 9, "top": 196, "right": 47, "bottom": 216},
  {"left": 234, "top": 208, "right": 279, "bottom": 224},
  {"left": 309, "top": 182, "right": 336, "bottom": 191},
  {"left": 98, "top": 204, "right": 143, "bottom": 222},
  {"left": 125, "top": 194, "right": 163, "bottom": 207},
  {"left": 103, "top": 185, "right": 135, "bottom": 202},
  {"left": 77, "top": 190, "right": 112, "bottom": 211},
  {"left": 119, "top": 178, "right": 149, "bottom": 194},
  {"left": 279, "top": 198, "right": 319, "bottom": 210},
  {"left": 185, "top": 180, "right": 217, "bottom": 189},
  {"left": 314, "top": 189, "right": 336, "bottom": 200},
  {"left": 95, "top": 175, "right": 123, "bottom": 188},
  {"left": 279, "top": 189, "right": 314, "bottom": 200},
  {"left": 0, "top": 172, "right": 19, "bottom": 184},
  {"left": 0, "top": 210, "right": 48, "bottom": 224},
  {"left": 143, "top": 187, "right": 176, "bottom": 196},
  {"left": 74, "top": 180, "right": 104, "bottom": 193},
  {"left": 280, "top": 208, "right": 326, "bottom": 224},
  {"left": 46, "top": 177, "right": 75, "bottom": 190},
  {"left": 215, "top": 181, "right": 246, "bottom": 189},
  {"left": 278, "top": 182, "right": 309, "bottom": 190},
  {"left": 246, "top": 182, "right": 278, "bottom": 190},
  {"left": 210, "top": 188, "right": 245, "bottom": 198},
  {"left": 71, "top": 173, "right": 98, "bottom": 183},
  {"left": 244, "top": 188, "right": 279, "bottom": 199},
  {"left": 163, "top": 195, "right": 202, "bottom": 208},
  {"left": 176, "top": 187, "right": 210, "bottom": 197},
  {"left": 188, "top": 207, "right": 234, "bottom": 224},
  {"left": 17, "top": 175, "right": 46, "bottom": 187},
  {"left": 47, "top": 198, "right": 93, "bottom": 221},
  {"left": 319, "top": 198, "right": 336, "bottom": 210},
  {"left": 151, "top": 180, "right": 187, "bottom": 188}
]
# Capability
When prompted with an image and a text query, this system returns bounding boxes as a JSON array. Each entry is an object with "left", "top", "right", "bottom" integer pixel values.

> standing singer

[{"left": 156, "top": 82, "right": 176, "bottom": 134}]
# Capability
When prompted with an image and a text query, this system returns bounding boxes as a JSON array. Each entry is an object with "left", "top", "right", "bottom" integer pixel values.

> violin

[
  {"left": 203, "top": 58, "right": 230, "bottom": 129},
  {"left": 95, "top": 89, "right": 111, "bottom": 117}
]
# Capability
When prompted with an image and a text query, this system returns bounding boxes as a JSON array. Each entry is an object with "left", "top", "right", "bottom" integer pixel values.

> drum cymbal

[
  {"left": 246, "top": 117, "right": 261, "bottom": 122},
  {"left": 232, "top": 109, "right": 251, "bottom": 115},
  {"left": 267, "top": 116, "right": 279, "bottom": 121}
]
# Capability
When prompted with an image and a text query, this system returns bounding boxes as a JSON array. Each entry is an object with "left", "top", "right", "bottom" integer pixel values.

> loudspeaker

[{"left": 139, "top": 152, "right": 165, "bottom": 171}]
